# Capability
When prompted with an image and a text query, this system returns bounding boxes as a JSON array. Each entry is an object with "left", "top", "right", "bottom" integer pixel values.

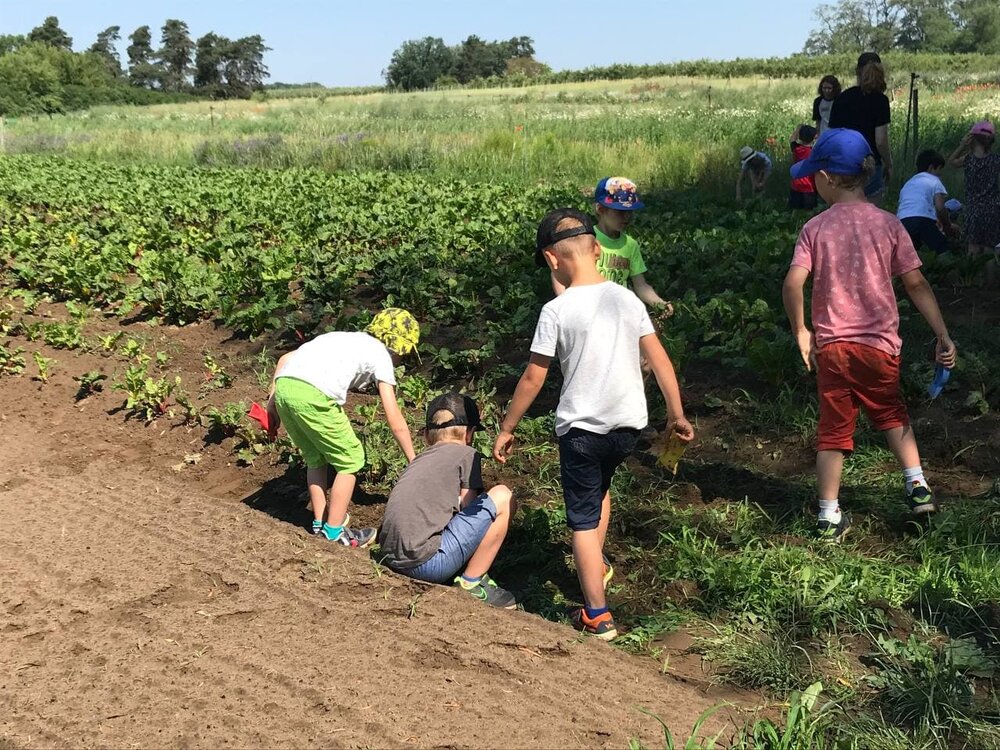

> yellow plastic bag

[{"left": 655, "top": 431, "right": 688, "bottom": 474}]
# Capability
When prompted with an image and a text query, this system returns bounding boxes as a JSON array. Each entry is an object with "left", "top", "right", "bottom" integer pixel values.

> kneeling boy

[{"left": 377, "top": 392, "right": 518, "bottom": 609}]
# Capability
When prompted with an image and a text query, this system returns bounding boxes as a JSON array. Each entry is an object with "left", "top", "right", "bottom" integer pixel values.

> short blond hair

[
  {"left": 828, "top": 155, "right": 877, "bottom": 191},
  {"left": 425, "top": 408, "right": 468, "bottom": 445}
]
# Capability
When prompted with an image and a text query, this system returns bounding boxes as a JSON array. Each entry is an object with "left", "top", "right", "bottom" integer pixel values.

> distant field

[{"left": 4, "top": 74, "right": 996, "bottom": 197}]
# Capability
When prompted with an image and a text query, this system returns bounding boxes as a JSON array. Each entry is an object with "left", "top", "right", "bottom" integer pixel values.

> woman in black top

[
  {"left": 829, "top": 52, "right": 892, "bottom": 202},
  {"left": 811, "top": 75, "right": 841, "bottom": 135}
]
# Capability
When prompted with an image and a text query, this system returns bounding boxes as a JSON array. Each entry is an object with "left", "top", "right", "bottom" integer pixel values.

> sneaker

[
  {"left": 328, "top": 526, "right": 376, "bottom": 548},
  {"left": 311, "top": 513, "right": 349, "bottom": 536},
  {"left": 602, "top": 554, "right": 614, "bottom": 590},
  {"left": 568, "top": 607, "right": 618, "bottom": 641},
  {"left": 454, "top": 574, "right": 517, "bottom": 610},
  {"left": 816, "top": 512, "right": 852, "bottom": 544},
  {"left": 908, "top": 484, "right": 937, "bottom": 515}
]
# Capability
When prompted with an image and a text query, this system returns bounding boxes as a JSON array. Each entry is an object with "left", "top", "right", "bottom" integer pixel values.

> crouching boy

[{"left": 377, "top": 392, "right": 518, "bottom": 609}]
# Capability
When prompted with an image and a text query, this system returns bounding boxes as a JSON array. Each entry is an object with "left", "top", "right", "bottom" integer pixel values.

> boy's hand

[
  {"left": 668, "top": 416, "right": 695, "bottom": 443},
  {"left": 795, "top": 329, "right": 817, "bottom": 372},
  {"left": 936, "top": 335, "right": 957, "bottom": 368},
  {"left": 266, "top": 400, "right": 281, "bottom": 441},
  {"left": 654, "top": 302, "right": 675, "bottom": 320},
  {"left": 493, "top": 430, "right": 516, "bottom": 463}
]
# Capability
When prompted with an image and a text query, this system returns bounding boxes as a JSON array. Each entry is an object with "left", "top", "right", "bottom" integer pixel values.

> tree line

[
  {"left": 384, "top": 35, "right": 549, "bottom": 91},
  {"left": 0, "top": 16, "right": 270, "bottom": 116},
  {"left": 806, "top": 0, "right": 1000, "bottom": 54}
]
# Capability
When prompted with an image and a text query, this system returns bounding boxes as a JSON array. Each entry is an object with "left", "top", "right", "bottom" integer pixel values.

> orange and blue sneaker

[{"left": 569, "top": 607, "right": 618, "bottom": 641}]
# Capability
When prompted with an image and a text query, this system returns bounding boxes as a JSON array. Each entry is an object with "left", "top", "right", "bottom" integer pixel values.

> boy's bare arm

[
  {"left": 631, "top": 274, "right": 672, "bottom": 312},
  {"left": 900, "top": 269, "right": 957, "bottom": 366},
  {"left": 493, "top": 354, "right": 551, "bottom": 462},
  {"left": 782, "top": 265, "right": 816, "bottom": 371},
  {"left": 934, "top": 194, "right": 956, "bottom": 235},
  {"left": 378, "top": 380, "right": 416, "bottom": 462},
  {"left": 265, "top": 351, "right": 296, "bottom": 436},
  {"left": 638, "top": 334, "right": 694, "bottom": 441}
]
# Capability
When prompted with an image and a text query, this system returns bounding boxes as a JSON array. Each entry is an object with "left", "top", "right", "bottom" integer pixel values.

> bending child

[
  {"left": 378, "top": 392, "right": 518, "bottom": 609},
  {"left": 897, "top": 149, "right": 956, "bottom": 254},
  {"left": 497, "top": 208, "right": 694, "bottom": 641},
  {"left": 266, "top": 308, "right": 419, "bottom": 547},
  {"left": 782, "top": 129, "right": 957, "bottom": 542}
]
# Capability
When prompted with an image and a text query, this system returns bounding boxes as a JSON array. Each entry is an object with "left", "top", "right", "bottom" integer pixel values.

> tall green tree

[
  {"left": 28, "top": 16, "right": 73, "bottom": 51},
  {"left": 88, "top": 26, "right": 122, "bottom": 77},
  {"left": 0, "top": 35, "right": 27, "bottom": 56},
  {"left": 0, "top": 42, "right": 63, "bottom": 114},
  {"left": 384, "top": 36, "right": 454, "bottom": 90},
  {"left": 452, "top": 35, "right": 507, "bottom": 82},
  {"left": 127, "top": 25, "right": 160, "bottom": 88},
  {"left": 223, "top": 35, "right": 270, "bottom": 95},
  {"left": 158, "top": 19, "right": 194, "bottom": 92},
  {"left": 193, "top": 32, "right": 226, "bottom": 94}
]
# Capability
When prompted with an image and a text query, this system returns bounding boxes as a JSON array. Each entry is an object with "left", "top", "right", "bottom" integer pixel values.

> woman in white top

[{"left": 812, "top": 75, "right": 841, "bottom": 134}]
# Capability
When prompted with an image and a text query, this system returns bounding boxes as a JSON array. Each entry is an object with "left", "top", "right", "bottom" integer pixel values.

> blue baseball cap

[
  {"left": 790, "top": 128, "right": 873, "bottom": 179},
  {"left": 595, "top": 177, "right": 644, "bottom": 210}
]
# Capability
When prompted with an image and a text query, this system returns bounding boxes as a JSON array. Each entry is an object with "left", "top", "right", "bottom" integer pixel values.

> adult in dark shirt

[
  {"left": 829, "top": 52, "right": 892, "bottom": 202},
  {"left": 811, "top": 75, "right": 841, "bottom": 135}
]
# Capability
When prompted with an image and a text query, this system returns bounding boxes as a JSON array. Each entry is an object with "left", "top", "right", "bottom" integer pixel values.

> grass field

[
  {"left": 5, "top": 75, "right": 998, "bottom": 197},
  {"left": 2, "top": 74, "right": 1000, "bottom": 748}
]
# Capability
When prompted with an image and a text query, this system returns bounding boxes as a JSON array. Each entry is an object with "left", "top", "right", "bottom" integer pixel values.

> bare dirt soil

[{"left": 0, "top": 314, "right": 748, "bottom": 750}]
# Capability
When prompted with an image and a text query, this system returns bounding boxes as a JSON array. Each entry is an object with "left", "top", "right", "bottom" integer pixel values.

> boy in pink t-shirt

[{"left": 782, "top": 129, "right": 957, "bottom": 542}]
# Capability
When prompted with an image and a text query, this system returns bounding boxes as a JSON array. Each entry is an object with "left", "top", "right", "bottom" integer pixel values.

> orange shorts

[{"left": 815, "top": 341, "right": 909, "bottom": 453}]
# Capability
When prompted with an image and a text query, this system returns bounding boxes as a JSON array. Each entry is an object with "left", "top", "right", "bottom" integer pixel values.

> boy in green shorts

[
  {"left": 266, "top": 308, "right": 419, "bottom": 547},
  {"left": 546, "top": 177, "right": 672, "bottom": 316}
]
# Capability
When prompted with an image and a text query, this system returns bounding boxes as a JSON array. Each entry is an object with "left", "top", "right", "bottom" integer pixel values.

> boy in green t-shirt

[{"left": 547, "top": 177, "right": 672, "bottom": 316}]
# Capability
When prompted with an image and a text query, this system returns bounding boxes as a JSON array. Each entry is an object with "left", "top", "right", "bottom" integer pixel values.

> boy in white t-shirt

[
  {"left": 493, "top": 208, "right": 694, "bottom": 641},
  {"left": 897, "top": 150, "right": 957, "bottom": 253},
  {"left": 266, "top": 309, "right": 419, "bottom": 547}
]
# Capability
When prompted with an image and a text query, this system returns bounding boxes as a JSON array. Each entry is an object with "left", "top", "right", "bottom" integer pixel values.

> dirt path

[{"left": 0, "top": 369, "right": 735, "bottom": 749}]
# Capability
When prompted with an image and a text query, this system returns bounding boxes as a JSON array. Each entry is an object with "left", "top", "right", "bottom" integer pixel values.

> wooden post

[
  {"left": 210, "top": 105, "right": 215, "bottom": 129},
  {"left": 912, "top": 88, "right": 919, "bottom": 156}
]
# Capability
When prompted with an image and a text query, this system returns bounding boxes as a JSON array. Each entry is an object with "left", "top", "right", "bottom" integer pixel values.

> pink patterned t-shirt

[{"left": 791, "top": 202, "right": 922, "bottom": 356}]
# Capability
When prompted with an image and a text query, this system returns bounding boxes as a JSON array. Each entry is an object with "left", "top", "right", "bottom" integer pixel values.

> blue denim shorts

[
  {"left": 559, "top": 427, "right": 638, "bottom": 531},
  {"left": 865, "top": 163, "right": 885, "bottom": 198},
  {"left": 396, "top": 492, "right": 497, "bottom": 584}
]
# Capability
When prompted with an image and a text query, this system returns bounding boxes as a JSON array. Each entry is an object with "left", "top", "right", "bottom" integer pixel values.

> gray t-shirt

[
  {"left": 530, "top": 281, "right": 655, "bottom": 436},
  {"left": 377, "top": 442, "right": 484, "bottom": 569}
]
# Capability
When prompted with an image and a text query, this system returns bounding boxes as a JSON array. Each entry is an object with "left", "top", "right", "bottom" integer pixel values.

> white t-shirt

[
  {"left": 530, "top": 281, "right": 655, "bottom": 436},
  {"left": 276, "top": 332, "right": 396, "bottom": 404},
  {"left": 897, "top": 172, "right": 947, "bottom": 221}
]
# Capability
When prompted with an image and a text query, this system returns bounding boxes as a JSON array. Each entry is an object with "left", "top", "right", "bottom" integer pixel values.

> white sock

[
  {"left": 818, "top": 499, "right": 841, "bottom": 523},
  {"left": 903, "top": 466, "right": 927, "bottom": 494}
]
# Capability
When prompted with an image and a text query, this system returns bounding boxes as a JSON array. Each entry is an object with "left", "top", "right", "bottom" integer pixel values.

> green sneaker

[
  {"left": 817, "top": 512, "right": 852, "bottom": 544},
  {"left": 907, "top": 484, "right": 937, "bottom": 515},
  {"left": 455, "top": 574, "right": 517, "bottom": 609}
]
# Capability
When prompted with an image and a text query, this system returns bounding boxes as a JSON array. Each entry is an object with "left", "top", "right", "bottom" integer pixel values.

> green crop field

[{"left": 2, "top": 73, "right": 1000, "bottom": 748}]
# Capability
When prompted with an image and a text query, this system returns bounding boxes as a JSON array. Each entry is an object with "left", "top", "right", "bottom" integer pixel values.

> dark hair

[
  {"left": 817, "top": 75, "right": 842, "bottom": 98},
  {"left": 856, "top": 51, "right": 882, "bottom": 70},
  {"left": 798, "top": 124, "right": 818, "bottom": 143},
  {"left": 916, "top": 149, "right": 945, "bottom": 172}
]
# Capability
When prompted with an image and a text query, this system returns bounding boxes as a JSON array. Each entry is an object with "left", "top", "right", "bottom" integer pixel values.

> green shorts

[{"left": 273, "top": 377, "right": 365, "bottom": 472}]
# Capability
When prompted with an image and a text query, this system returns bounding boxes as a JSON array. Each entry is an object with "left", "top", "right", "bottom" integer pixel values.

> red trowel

[{"left": 248, "top": 401, "right": 276, "bottom": 440}]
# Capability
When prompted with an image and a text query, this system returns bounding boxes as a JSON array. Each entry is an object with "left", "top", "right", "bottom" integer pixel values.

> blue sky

[{"left": 5, "top": 1, "right": 826, "bottom": 86}]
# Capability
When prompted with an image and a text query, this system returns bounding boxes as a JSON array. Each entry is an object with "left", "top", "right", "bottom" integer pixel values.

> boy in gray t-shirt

[
  {"left": 494, "top": 208, "right": 694, "bottom": 641},
  {"left": 377, "top": 392, "right": 518, "bottom": 609}
]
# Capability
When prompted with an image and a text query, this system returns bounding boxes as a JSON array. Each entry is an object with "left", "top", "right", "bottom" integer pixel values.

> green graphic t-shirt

[{"left": 595, "top": 228, "right": 647, "bottom": 287}]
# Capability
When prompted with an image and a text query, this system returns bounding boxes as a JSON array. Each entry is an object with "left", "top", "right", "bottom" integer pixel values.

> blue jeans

[
  {"left": 865, "top": 163, "right": 885, "bottom": 198},
  {"left": 396, "top": 493, "right": 497, "bottom": 584}
]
